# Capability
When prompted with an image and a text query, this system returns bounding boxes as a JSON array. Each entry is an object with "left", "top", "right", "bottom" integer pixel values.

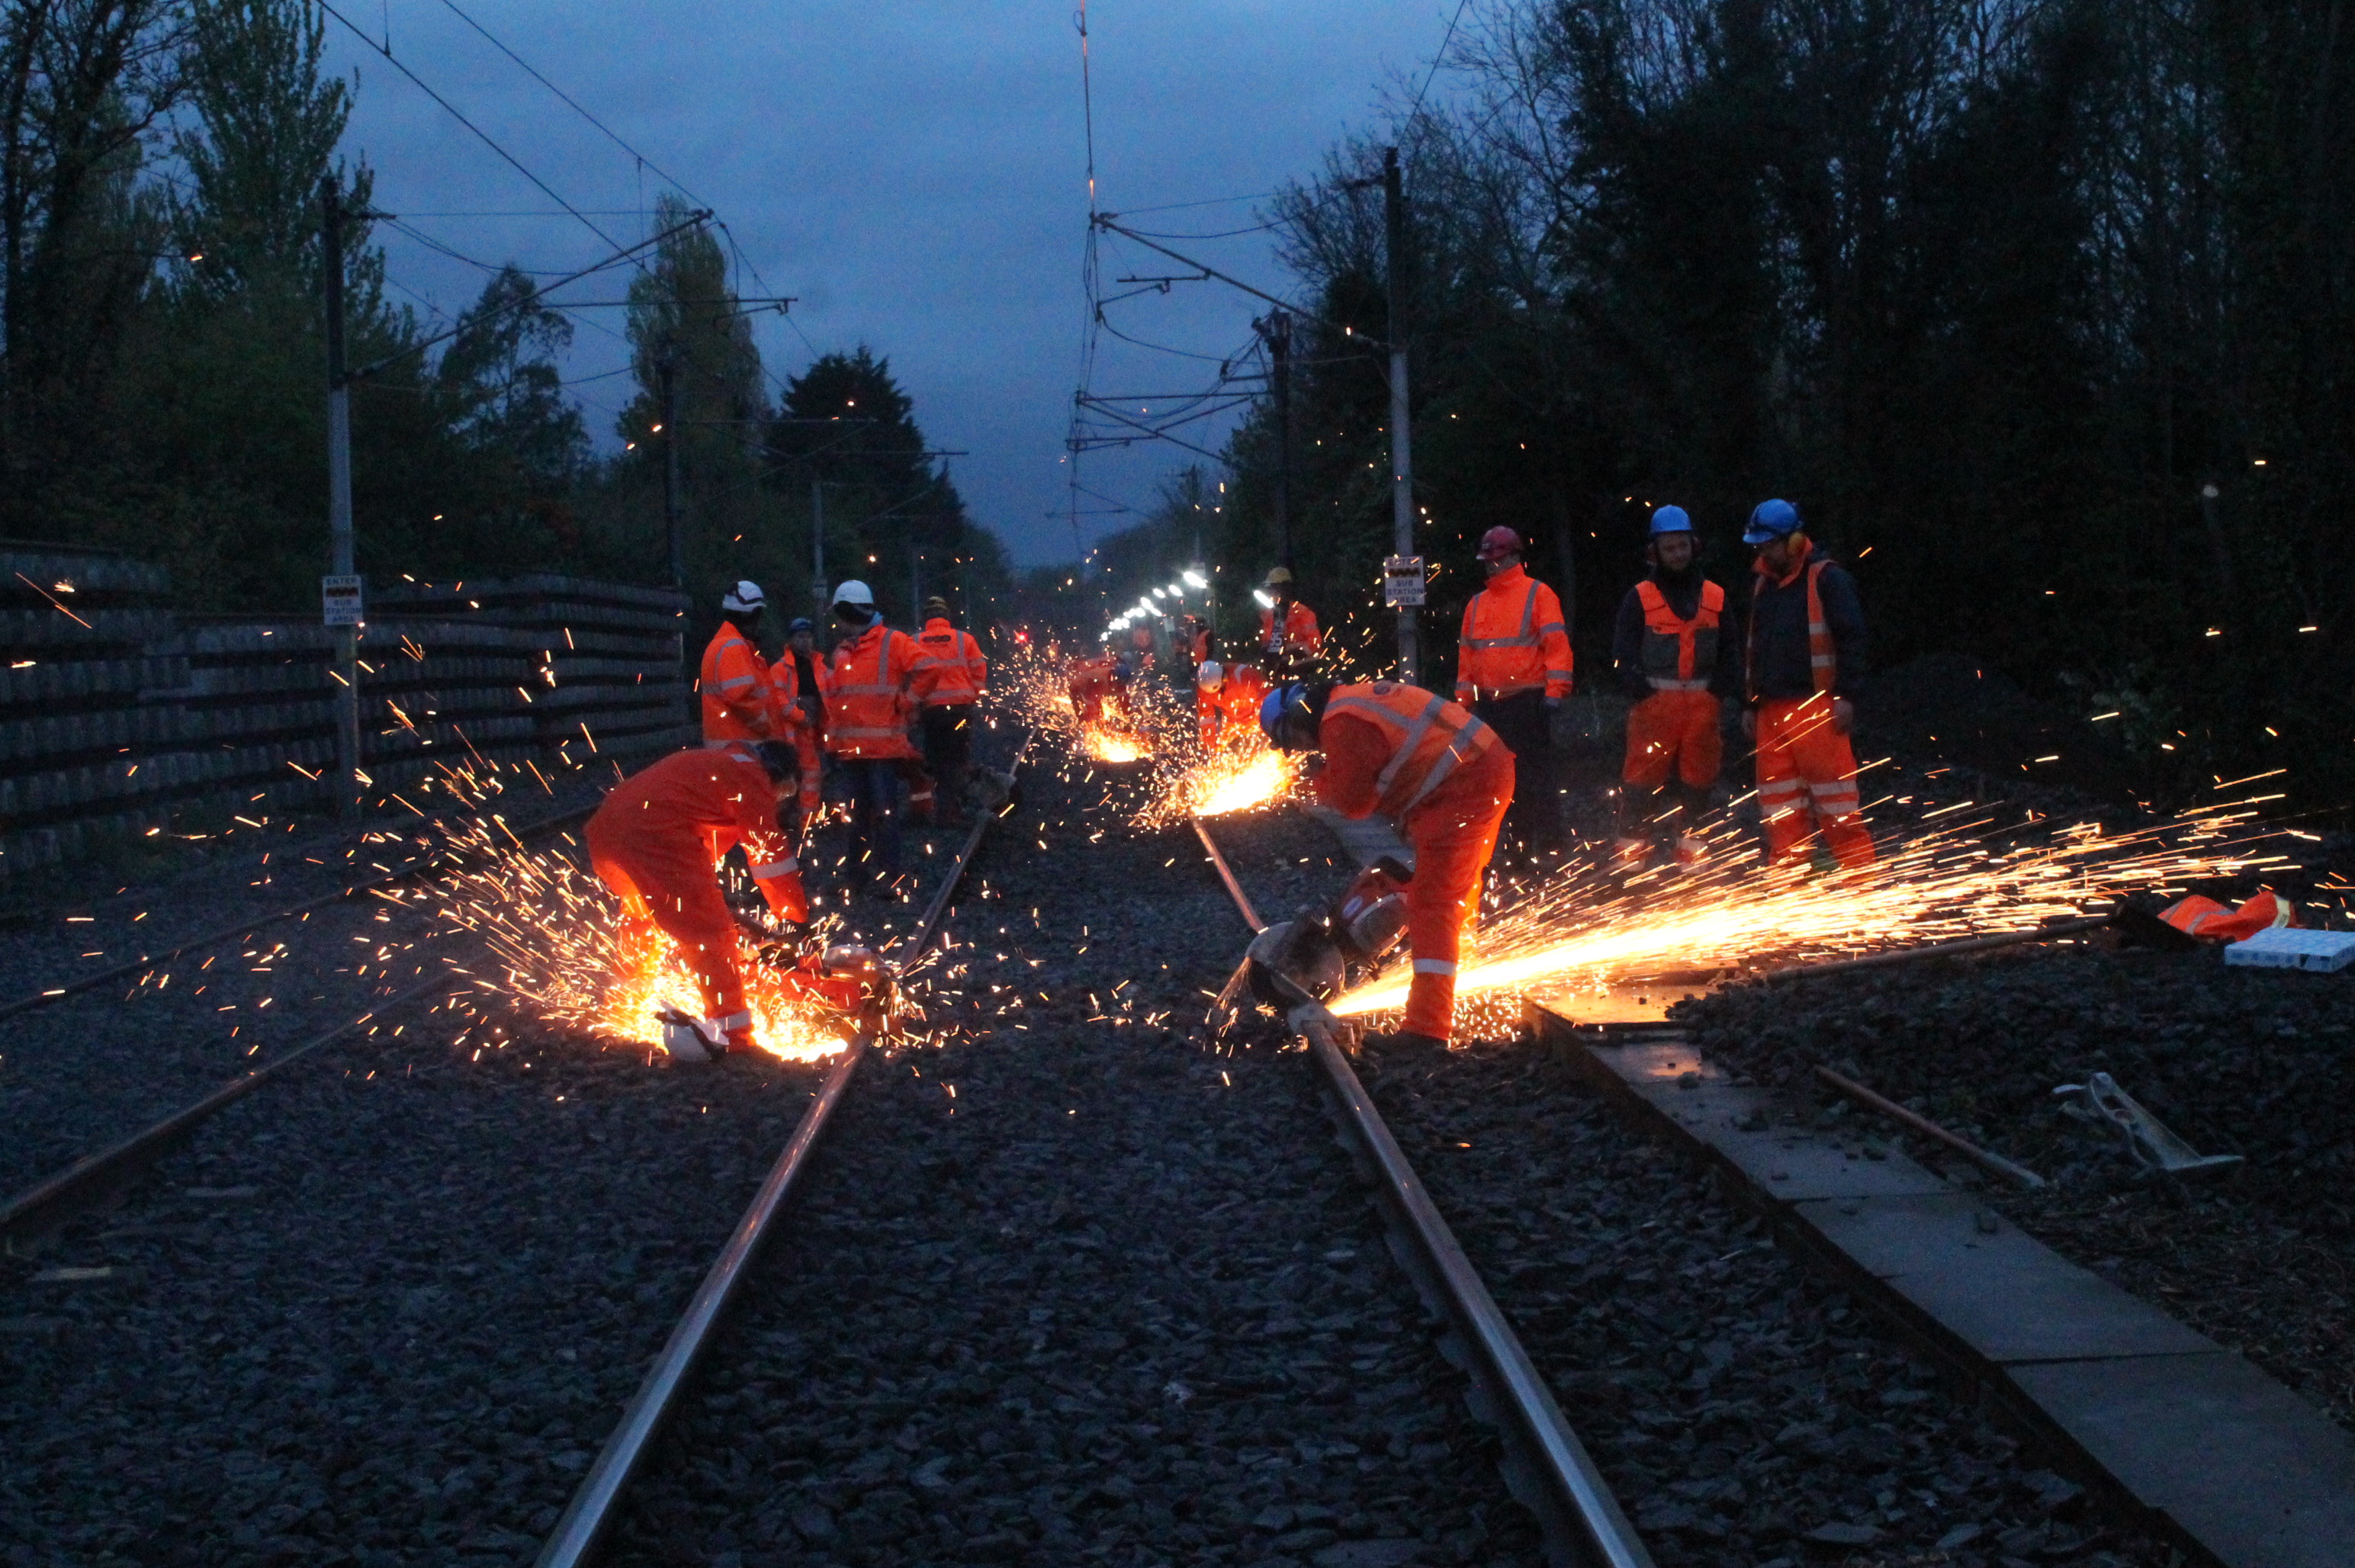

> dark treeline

[
  {"left": 1096, "top": 0, "right": 2353, "bottom": 804},
  {"left": 0, "top": 0, "right": 1007, "bottom": 626}
]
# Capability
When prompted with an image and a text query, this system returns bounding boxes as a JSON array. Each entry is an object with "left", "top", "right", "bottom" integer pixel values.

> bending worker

[
  {"left": 914, "top": 596, "right": 988, "bottom": 827},
  {"left": 586, "top": 741, "right": 808, "bottom": 1059},
  {"left": 1455, "top": 526, "right": 1571, "bottom": 862},
  {"left": 824, "top": 580, "right": 933, "bottom": 879},
  {"left": 1261, "top": 678, "right": 1512, "bottom": 1049},
  {"left": 700, "top": 580, "right": 778, "bottom": 747},
  {"left": 1741, "top": 499, "right": 1874, "bottom": 868},
  {"left": 1611, "top": 506, "right": 1740, "bottom": 865},
  {"left": 1259, "top": 566, "right": 1322, "bottom": 677}
]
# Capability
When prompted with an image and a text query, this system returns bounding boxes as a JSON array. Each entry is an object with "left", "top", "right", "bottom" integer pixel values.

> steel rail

[
  {"left": 534, "top": 745, "right": 1021, "bottom": 1567},
  {"left": 531, "top": 1030, "right": 869, "bottom": 1568},
  {"left": 1758, "top": 912, "right": 2112, "bottom": 983},
  {"left": 1190, "top": 813, "right": 1265, "bottom": 931},
  {"left": 1190, "top": 815, "right": 1655, "bottom": 1568},
  {"left": 1814, "top": 1064, "right": 2048, "bottom": 1189},
  {"left": 0, "top": 969, "right": 449, "bottom": 1242},
  {"left": 0, "top": 801, "right": 595, "bottom": 1023},
  {"left": 1305, "top": 1018, "right": 1656, "bottom": 1568}
]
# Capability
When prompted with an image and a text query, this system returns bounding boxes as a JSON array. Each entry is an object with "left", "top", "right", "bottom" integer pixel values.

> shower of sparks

[
  {"left": 1130, "top": 738, "right": 1300, "bottom": 828},
  {"left": 426, "top": 836, "right": 852, "bottom": 1062},
  {"left": 1329, "top": 799, "right": 2299, "bottom": 1033},
  {"left": 1084, "top": 725, "right": 1149, "bottom": 763}
]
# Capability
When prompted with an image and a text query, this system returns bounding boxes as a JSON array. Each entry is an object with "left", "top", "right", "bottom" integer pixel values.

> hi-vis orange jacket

[
  {"left": 914, "top": 618, "right": 988, "bottom": 707},
  {"left": 824, "top": 622, "right": 924, "bottom": 760},
  {"left": 1259, "top": 601, "right": 1322, "bottom": 660},
  {"left": 1634, "top": 578, "right": 1726, "bottom": 691},
  {"left": 699, "top": 623, "right": 776, "bottom": 745},
  {"left": 1318, "top": 680, "right": 1501, "bottom": 824},
  {"left": 1454, "top": 564, "right": 1571, "bottom": 702}
]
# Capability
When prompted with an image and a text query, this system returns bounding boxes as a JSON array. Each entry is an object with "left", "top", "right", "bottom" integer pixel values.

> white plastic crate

[{"left": 2222, "top": 927, "right": 2355, "bottom": 972}]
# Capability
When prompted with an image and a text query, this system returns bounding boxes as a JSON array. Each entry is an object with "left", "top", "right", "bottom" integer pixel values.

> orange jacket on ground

[
  {"left": 2161, "top": 891, "right": 2296, "bottom": 942},
  {"left": 699, "top": 623, "right": 775, "bottom": 746},
  {"left": 1315, "top": 680, "right": 1512, "bottom": 1043},
  {"left": 1455, "top": 564, "right": 1571, "bottom": 702},
  {"left": 825, "top": 622, "right": 924, "bottom": 760},
  {"left": 585, "top": 746, "right": 808, "bottom": 1042},
  {"left": 914, "top": 619, "right": 987, "bottom": 707},
  {"left": 1260, "top": 601, "right": 1322, "bottom": 660}
]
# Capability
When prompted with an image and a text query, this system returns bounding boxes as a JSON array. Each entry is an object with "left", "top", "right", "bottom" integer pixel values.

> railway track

[
  {"left": 534, "top": 788, "right": 1013, "bottom": 1566},
  {"left": 1183, "top": 802, "right": 2209, "bottom": 1567},
  {"left": 1190, "top": 810, "right": 1650, "bottom": 1568},
  {"left": 0, "top": 775, "right": 1022, "bottom": 1563}
]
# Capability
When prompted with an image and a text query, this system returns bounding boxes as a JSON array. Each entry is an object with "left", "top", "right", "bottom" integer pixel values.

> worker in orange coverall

[
  {"left": 1610, "top": 506, "right": 1740, "bottom": 866},
  {"left": 1740, "top": 498, "right": 1874, "bottom": 869},
  {"left": 586, "top": 741, "right": 808, "bottom": 1059},
  {"left": 700, "top": 580, "right": 779, "bottom": 747},
  {"left": 1456, "top": 525, "right": 1572, "bottom": 863},
  {"left": 1261, "top": 679, "right": 1514, "bottom": 1049}
]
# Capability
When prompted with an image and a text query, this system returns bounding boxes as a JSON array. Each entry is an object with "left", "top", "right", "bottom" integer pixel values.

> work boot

[
  {"left": 1674, "top": 834, "right": 1709, "bottom": 866},
  {"left": 1611, "top": 835, "right": 1650, "bottom": 866}
]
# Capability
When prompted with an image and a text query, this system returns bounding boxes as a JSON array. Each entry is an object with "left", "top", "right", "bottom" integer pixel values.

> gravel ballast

[{"left": 1676, "top": 944, "right": 2355, "bottom": 1432}]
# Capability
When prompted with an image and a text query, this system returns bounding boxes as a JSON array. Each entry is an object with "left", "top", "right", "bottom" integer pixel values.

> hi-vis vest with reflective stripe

[
  {"left": 700, "top": 625, "right": 773, "bottom": 746},
  {"left": 1322, "top": 681, "right": 1498, "bottom": 821},
  {"left": 825, "top": 625, "right": 921, "bottom": 759},
  {"left": 1747, "top": 557, "right": 1837, "bottom": 702},
  {"left": 1456, "top": 569, "right": 1570, "bottom": 698},
  {"left": 917, "top": 620, "right": 984, "bottom": 705},
  {"left": 1636, "top": 578, "right": 1725, "bottom": 692}
]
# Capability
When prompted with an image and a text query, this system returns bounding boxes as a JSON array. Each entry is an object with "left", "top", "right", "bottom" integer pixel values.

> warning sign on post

[
  {"left": 321, "top": 574, "right": 365, "bottom": 627},
  {"left": 1382, "top": 554, "right": 1426, "bottom": 608}
]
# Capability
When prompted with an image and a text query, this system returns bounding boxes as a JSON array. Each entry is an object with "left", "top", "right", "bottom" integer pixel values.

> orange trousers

[
  {"left": 586, "top": 815, "right": 750, "bottom": 1035},
  {"left": 1754, "top": 695, "right": 1873, "bottom": 867},
  {"left": 1400, "top": 746, "right": 1515, "bottom": 1042},
  {"left": 1624, "top": 689, "right": 1721, "bottom": 792}
]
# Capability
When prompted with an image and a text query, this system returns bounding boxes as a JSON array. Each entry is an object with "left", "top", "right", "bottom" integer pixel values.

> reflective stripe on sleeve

[
  {"left": 1412, "top": 959, "right": 1457, "bottom": 975},
  {"left": 751, "top": 858, "right": 799, "bottom": 877}
]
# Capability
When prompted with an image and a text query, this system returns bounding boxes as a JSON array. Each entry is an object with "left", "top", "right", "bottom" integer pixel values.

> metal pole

[
  {"left": 1267, "top": 310, "right": 1292, "bottom": 569},
  {"left": 1383, "top": 146, "right": 1418, "bottom": 683},
  {"left": 659, "top": 350, "right": 682, "bottom": 589},
  {"left": 810, "top": 477, "right": 827, "bottom": 612},
  {"left": 322, "top": 176, "right": 360, "bottom": 821}
]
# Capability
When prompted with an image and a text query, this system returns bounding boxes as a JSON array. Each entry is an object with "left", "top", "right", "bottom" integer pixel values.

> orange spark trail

[{"left": 1331, "top": 803, "right": 2294, "bottom": 1030}]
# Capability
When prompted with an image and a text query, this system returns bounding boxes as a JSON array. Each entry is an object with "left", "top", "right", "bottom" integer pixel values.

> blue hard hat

[
  {"left": 1258, "top": 686, "right": 1291, "bottom": 744},
  {"left": 1743, "top": 498, "right": 1801, "bottom": 546},
  {"left": 786, "top": 616, "right": 813, "bottom": 635},
  {"left": 1650, "top": 505, "right": 1693, "bottom": 536}
]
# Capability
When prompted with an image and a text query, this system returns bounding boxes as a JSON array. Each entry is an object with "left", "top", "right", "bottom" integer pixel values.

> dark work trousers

[
  {"left": 1473, "top": 688, "right": 1560, "bottom": 863},
  {"left": 838, "top": 759, "right": 905, "bottom": 884},
  {"left": 920, "top": 704, "right": 975, "bottom": 822}
]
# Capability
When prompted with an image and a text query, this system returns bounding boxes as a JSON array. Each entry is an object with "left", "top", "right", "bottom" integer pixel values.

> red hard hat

[{"left": 1476, "top": 526, "right": 1524, "bottom": 562}]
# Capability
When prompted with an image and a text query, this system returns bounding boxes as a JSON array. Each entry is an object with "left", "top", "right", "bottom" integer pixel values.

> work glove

[
  {"left": 1544, "top": 696, "right": 1564, "bottom": 713},
  {"left": 1830, "top": 696, "right": 1855, "bottom": 736},
  {"left": 1740, "top": 708, "right": 1758, "bottom": 741}
]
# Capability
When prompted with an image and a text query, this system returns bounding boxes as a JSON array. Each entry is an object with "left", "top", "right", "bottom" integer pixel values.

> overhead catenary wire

[{"left": 316, "top": 0, "right": 628, "bottom": 259}]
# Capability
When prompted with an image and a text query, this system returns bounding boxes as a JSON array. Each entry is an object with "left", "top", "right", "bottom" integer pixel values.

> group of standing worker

[
  {"left": 1255, "top": 496, "right": 1872, "bottom": 1054},
  {"left": 581, "top": 577, "right": 987, "bottom": 1057}
]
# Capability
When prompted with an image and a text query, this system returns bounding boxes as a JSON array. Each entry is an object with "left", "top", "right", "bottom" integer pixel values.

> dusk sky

[{"left": 326, "top": 2, "right": 1470, "bottom": 568}]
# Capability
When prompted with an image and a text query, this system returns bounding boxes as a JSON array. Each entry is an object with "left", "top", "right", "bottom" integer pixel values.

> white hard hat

[
  {"left": 721, "top": 580, "right": 766, "bottom": 614},
  {"left": 1197, "top": 660, "right": 1224, "bottom": 690},
  {"left": 831, "top": 580, "right": 875, "bottom": 609}
]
